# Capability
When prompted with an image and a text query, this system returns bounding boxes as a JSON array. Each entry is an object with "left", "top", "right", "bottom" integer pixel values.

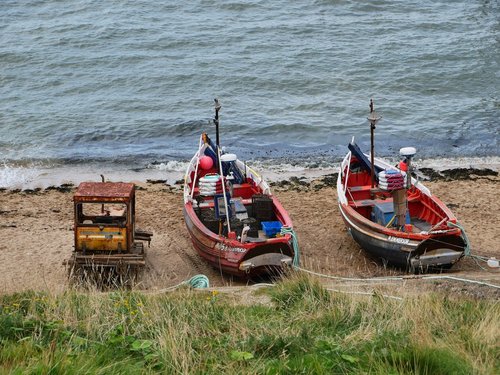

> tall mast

[
  {"left": 367, "top": 99, "right": 381, "bottom": 188},
  {"left": 213, "top": 98, "right": 222, "bottom": 175},
  {"left": 213, "top": 98, "right": 221, "bottom": 150}
]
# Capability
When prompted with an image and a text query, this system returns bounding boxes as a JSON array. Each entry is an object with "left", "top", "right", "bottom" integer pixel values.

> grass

[{"left": 0, "top": 274, "right": 498, "bottom": 374}]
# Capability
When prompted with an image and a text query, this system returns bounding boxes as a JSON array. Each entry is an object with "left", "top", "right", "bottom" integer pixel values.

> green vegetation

[{"left": 0, "top": 275, "right": 498, "bottom": 374}]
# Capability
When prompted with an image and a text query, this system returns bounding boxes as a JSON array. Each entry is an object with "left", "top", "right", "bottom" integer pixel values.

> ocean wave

[{"left": 1, "top": 0, "right": 498, "bottom": 177}]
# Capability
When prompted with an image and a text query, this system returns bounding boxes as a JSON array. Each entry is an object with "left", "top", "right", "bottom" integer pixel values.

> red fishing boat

[
  {"left": 336, "top": 101, "right": 468, "bottom": 270},
  {"left": 183, "top": 100, "right": 297, "bottom": 277}
]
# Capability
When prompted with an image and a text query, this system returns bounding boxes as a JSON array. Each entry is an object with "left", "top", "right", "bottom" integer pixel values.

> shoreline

[
  {"left": 1, "top": 155, "right": 499, "bottom": 190},
  {"left": 0, "top": 164, "right": 498, "bottom": 193}
]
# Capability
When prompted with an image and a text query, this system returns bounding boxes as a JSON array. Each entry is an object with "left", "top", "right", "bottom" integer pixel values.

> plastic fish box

[
  {"left": 261, "top": 221, "right": 282, "bottom": 237},
  {"left": 373, "top": 201, "right": 410, "bottom": 226},
  {"left": 252, "top": 194, "right": 275, "bottom": 221}
]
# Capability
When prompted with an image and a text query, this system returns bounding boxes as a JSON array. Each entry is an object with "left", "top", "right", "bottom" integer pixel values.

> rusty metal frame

[{"left": 73, "top": 182, "right": 136, "bottom": 253}]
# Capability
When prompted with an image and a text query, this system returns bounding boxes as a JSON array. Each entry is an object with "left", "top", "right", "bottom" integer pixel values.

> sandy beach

[{"left": 0, "top": 170, "right": 498, "bottom": 295}]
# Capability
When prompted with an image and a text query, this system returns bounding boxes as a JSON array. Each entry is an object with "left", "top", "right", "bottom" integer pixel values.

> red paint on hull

[
  {"left": 337, "top": 151, "right": 466, "bottom": 269},
  {"left": 183, "top": 202, "right": 294, "bottom": 278}
]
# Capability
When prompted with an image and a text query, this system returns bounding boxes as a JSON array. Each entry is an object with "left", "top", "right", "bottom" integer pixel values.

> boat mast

[
  {"left": 214, "top": 98, "right": 221, "bottom": 150},
  {"left": 367, "top": 99, "right": 381, "bottom": 188},
  {"left": 212, "top": 98, "right": 231, "bottom": 234},
  {"left": 213, "top": 98, "right": 222, "bottom": 176}
]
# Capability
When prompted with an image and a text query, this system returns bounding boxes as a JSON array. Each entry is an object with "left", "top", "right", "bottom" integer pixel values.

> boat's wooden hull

[
  {"left": 337, "top": 145, "right": 467, "bottom": 270},
  {"left": 339, "top": 203, "right": 465, "bottom": 269},
  {"left": 182, "top": 134, "right": 296, "bottom": 278},
  {"left": 183, "top": 201, "right": 294, "bottom": 278},
  {"left": 341, "top": 210, "right": 413, "bottom": 266}
]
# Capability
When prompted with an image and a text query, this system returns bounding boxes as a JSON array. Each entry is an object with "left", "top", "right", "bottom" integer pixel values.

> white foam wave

[
  {"left": 147, "top": 160, "right": 190, "bottom": 172},
  {"left": 0, "top": 155, "right": 498, "bottom": 190},
  {"left": 413, "top": 156, "right": 500, "bottom": 171},
  {"left": 0, "top": 164, "right": 40, "bottom": 189}
]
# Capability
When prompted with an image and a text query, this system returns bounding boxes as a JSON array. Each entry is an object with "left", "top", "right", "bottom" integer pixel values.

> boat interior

[
  {"left": 188, "top": 163, "right": 286, "bottom": 241},
  {"left": 343, "top": 157, "right": 452, "bottom": 234}
]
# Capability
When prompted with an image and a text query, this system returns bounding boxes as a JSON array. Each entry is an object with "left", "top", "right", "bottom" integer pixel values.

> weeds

[{"left": 0, "top": 275, "right": 498, "bottom": 374}]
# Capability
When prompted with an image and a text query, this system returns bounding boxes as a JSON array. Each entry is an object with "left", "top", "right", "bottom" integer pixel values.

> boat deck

[
  {"left": 411, "top": 218, "right": 432, "bottom": 232},
  {"left": 347, "top": 184, "right": 434, "bottom": 234}
]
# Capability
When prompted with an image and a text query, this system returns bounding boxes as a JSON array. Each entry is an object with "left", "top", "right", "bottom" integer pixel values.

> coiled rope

[
  {"left": 186, "top": 274, "right": 210, "bottom": 289},
  {"left": 280, "top": 226, "right": 300, "bottom": 267},
  {"left": 447, "top": 221, "right": 471, "bottom": 256},
  {"left": 159, "top": 274, "right": 210, "bottom": 292}
]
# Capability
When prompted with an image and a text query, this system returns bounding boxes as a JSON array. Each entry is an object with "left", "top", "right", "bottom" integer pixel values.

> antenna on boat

[
  {"left": 367, "top": 99, "right": 382, "bottom": 188},
  {"left": 213, "top": 98, "right": 221, "bottom": 150}
]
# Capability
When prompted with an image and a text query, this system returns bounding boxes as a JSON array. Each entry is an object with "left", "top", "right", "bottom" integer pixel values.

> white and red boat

[
  {"left": 183, "top": 100, "right": 296, "bottom": 277},
  {"left": 336, "top": 103, "right": 468, "bottom": 270}
]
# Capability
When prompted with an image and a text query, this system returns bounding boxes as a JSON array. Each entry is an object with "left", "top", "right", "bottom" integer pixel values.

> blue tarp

[{"left": 348, "top": 142, "right": 383, "bottom": 178}]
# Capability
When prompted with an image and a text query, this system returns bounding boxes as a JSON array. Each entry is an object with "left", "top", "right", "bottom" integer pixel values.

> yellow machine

[{"left": 67, "top": 181, "right": 152, "bottom": 282}]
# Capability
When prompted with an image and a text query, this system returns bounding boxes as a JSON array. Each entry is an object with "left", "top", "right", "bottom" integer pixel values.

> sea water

[{"left": 1, "top": 0, "right": 498, "bottom": 188}]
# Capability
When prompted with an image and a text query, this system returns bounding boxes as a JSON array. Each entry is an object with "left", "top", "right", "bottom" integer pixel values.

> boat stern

[
  {"left": 239, "top": 253, "right": 293, "bottom": 272},
  {"left": 410, "top": 248, "right": 464, "bottom": 268},
  {"left": 411, "top": 235, "right": 466, "bottom": 269}
]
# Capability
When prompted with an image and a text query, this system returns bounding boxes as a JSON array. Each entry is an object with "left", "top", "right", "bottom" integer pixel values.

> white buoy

[{"left": 487, "top": 258, "right": 499, "bottom": 268}]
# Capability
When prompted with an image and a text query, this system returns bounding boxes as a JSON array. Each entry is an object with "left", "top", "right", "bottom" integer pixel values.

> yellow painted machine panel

[{"left": 76, "top": 226, "right": 127, "bottom": 252}]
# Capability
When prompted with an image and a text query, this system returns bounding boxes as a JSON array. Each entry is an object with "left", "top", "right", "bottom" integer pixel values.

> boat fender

[
  {"left": 199, "top": 155, "right": 214, "bottom": 170},
  {"left": 199, "top": 181, "right": 218, "bottom": 186},
  {"left": 199, "top": 189, "right": 218, "bottom": 194},
  {"left": 200, "top": 174, "right": 220, "bottom": 183},
  {"left": 378, "top": 169, "right": 407, "bottom": 191},
  {"left": 487, "top": 258, "right": 499, "bottom": 268},
  {"left": 199, "top": 190, "right": 218, "bottom": 196}
]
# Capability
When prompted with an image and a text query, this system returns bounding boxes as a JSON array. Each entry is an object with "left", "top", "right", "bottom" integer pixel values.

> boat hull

[
  {"left": 183, "top": 204, "right": 294, "bottom": 278},
  {"left": 339, "top": 203, "right": 465, "bottom": 270}
]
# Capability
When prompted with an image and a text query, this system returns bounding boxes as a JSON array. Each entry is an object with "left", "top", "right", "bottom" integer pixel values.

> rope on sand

[{"left": 295, "top": 266, "right": 500, "bottom": 290}]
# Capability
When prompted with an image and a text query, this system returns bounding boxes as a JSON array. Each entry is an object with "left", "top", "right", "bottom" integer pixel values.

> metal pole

[
  {"left": 190, "top": 135, "right": 204, "bottom": 200},
  {"left": 370, "top": 122, "right": 375, "bottom": 188},
  {"left": 100, "top": 174, "right": 105, "bottom": 213},
  {"left": 406, "top": 158, "right": 412, "bottom": 190},
  {"left": 213, "top": 98, "right": 222, "bottom": 176},
  {"left": 367, "top": 99, "right": 381, "bottom": 188},
  {"left": 214, "top": 98, "right": 221, "bottom": 149},
  {"left": 218, "top": 147, "right": 231, "bottom": 234}
]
